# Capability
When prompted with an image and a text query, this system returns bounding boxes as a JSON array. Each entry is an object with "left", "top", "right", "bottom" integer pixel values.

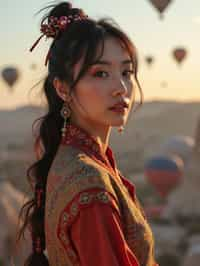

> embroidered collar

[
  {"left": 61, "top": 123, "right": 117, "bottom": 175},
  {"left": 61, "top": 123, "right": 135, "bottom": 200}
]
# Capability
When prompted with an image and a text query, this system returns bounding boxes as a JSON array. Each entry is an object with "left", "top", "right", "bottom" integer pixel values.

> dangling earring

[
  {"left": 118, "top": 126, "right": 124, "bottom": 134},
  {"left": 60, "top": 99, "right": 71, "bottom": 138}
]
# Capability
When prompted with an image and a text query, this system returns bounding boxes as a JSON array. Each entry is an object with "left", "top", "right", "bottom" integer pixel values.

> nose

[
  {"left": 120, "top": 79, "right": 128, "bottom": 93},
  {"left": 112, "top": 79, "right": 128, "bottom": 96}
]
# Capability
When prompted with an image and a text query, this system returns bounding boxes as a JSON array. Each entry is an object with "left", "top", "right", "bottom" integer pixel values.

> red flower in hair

[
  {"left": 29, "top": 11, "right": 88, "bottom": 65},
  {"left": 58, "top": 16, "right": 69, "bottom": 29}
]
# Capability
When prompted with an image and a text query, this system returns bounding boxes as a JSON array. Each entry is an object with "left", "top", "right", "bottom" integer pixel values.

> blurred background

[{"left": 0, "top": 1, "right": 200, "bottom": 265}]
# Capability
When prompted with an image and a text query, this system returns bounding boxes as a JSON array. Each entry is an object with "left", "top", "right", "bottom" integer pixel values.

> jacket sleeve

[{"left": 70, "top": 200, "right": 139, "bottom": 266}]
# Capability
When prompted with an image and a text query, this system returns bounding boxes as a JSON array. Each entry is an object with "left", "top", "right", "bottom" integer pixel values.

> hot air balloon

[
  {"left": 144, "top": 155, "right": 184, "bottom": 199},
  {"left": 160, "top": 81, "right": 168, "bottom": 88},
  {"left": 148, "top": 0, "right": 172, "bottom": 19},
  {"left": 30, "top": 63, "right": 37, "bottom": 70},
  {"left": 1, "top": 66, "right": 20, "bottom": 92},
  {"left": 158, "top": 135, "right": 194, "bottom": 163},
  {"left": 172, "top": 47, "right": 187, "bottom": 65},
  {"left": 145, "top": 56, "right": 154, "bottom": 67}
]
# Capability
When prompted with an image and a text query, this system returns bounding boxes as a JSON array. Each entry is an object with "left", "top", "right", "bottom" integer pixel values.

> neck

[{"left": 70, "top": 117, "right": 111, "bottom": 154}]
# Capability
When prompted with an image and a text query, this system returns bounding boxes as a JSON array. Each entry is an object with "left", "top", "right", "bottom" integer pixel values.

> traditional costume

[
  {"left": 30, "top": 6, "right": 159, "bottom": 265},
  {"left": 45, "top": 123, "right": 159, "bottom": 266}
]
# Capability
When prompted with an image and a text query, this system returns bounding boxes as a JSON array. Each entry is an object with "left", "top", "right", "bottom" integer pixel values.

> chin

[{"left": 110, "top": 118, "right": 126, "bottom": 127}]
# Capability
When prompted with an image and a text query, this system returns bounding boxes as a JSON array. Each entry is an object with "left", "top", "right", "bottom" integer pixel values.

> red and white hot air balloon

[{"left": 144, "top": 155, "right": 184, "bottom": 199}]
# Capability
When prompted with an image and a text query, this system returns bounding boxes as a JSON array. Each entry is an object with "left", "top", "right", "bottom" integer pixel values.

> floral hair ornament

[{"left": 29, "top": 12, "right": 88, "bottom": 65}]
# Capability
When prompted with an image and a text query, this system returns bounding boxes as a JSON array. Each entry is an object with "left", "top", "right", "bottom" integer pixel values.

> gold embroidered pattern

[
  {"left": 96, "top": 191, "right": 109, "bottom": 203},
  {"left": 79, "top": 192, "right": 92, "bottom": 204},
  {"left": 70, "top": 201, "right": 79, "bottom": 216},
  {"left": 57, "top": 189, "right": 118, "bottom": 265},
  {"left": 113, "top": 183, "right": 156, "bottom": 266},
  {"left": 45, "top": 123, "right": 158, "bottom": 266}
]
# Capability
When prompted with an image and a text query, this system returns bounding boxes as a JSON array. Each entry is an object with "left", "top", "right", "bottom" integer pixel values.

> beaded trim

[{"left": 57, "top": 189, "right": 119, "bottom": 263}]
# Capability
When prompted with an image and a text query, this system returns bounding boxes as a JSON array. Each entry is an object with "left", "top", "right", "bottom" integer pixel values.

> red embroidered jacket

[{"left": 44, "top": 123, "right": 159, "bottom": 266}]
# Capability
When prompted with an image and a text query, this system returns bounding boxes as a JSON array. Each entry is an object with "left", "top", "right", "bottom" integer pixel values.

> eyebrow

[{"left": 90, "top": 59, "right": 133, "bottom": 66}]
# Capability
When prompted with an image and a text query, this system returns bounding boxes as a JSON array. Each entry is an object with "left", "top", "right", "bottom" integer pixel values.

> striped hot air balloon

[{"left": 144, "top": 155, "right": 184, "bottom": 198}]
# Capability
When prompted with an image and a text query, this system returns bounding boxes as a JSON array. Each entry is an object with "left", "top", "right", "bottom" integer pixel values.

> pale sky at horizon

[{"left": 0, "top": 0, "right": 200, "bottom": 110}]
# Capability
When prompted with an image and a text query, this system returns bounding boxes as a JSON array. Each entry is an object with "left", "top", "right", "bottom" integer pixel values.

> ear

[{"left": 53, "top": 77, "right": 71, "bottom": 102}]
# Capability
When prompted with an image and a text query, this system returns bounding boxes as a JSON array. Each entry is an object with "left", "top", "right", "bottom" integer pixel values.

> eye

[
  {"left": 93, "top": 71, "right": 109, "bottom": 78},
  {"left": 123, "top": 70, "right": 134, "bottom": 78}
]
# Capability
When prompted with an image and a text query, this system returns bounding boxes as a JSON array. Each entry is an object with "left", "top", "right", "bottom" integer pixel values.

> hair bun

[
  {"left": 48, "top": 2, "right": 81, "bottom": 20},
  {"left": 30, "top": 1, "right": 88, "bottom": 58}
]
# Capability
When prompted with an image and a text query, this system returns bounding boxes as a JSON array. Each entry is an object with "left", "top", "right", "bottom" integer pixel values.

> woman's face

[{"left": 69, "top": 37, "right": 136, "bottom": 130}]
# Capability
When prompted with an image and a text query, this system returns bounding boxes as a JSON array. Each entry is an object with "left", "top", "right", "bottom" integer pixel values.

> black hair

[{"left": 17, "top": 2, "right": 143, "bottom": 265}]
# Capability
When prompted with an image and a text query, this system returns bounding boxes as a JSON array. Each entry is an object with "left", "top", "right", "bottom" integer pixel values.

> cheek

[
  {"left": 76, "top": 81, "right": 108, "bottom": 109},
  {"left": 76, "top": 86, "right": 104, "bottom": 117}
]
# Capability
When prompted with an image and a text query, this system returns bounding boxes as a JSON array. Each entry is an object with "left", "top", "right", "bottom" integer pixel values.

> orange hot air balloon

[
  {"left": 1, "top": 66, "right": 20, "bottom": 91},
  {"left": 148, "top": 0, "right": 172, "bottom": 19},
  {"left": 144, "top": 155, "right": 184, "bottom": 199},
  {"left": 172, "top": 48, "right": 187, "bottom": 65},
  {"left": 145, "top": 56, "right": 154, "bottom": 67}
]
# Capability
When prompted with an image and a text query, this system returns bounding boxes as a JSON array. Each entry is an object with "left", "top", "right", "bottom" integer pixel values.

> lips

[
  {"left": 109, "top": 101, "right": 129, "bottom": 114},
  {"left": 109, "top": 101, "right": 129, "bottom": 110}
]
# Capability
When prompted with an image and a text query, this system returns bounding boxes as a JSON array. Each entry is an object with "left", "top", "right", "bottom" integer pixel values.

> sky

[{"left": 0, "top": 0, "right": 200, "bottom": 109}]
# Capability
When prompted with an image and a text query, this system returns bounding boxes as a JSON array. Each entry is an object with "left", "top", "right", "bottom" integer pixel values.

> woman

[{"left": 18, "top": 2, "right": 159, "bottom": 266}]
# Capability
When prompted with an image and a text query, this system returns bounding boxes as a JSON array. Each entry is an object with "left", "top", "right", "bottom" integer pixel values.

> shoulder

[
  {"left": 50, "top": 144, "right": 106, "bottom": 177},
  {"left": 46, "top": 144, "right": 120, "bottom": 215},
  {"left": 50, "top": 144, "right": 112, "bottom": 188}
]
